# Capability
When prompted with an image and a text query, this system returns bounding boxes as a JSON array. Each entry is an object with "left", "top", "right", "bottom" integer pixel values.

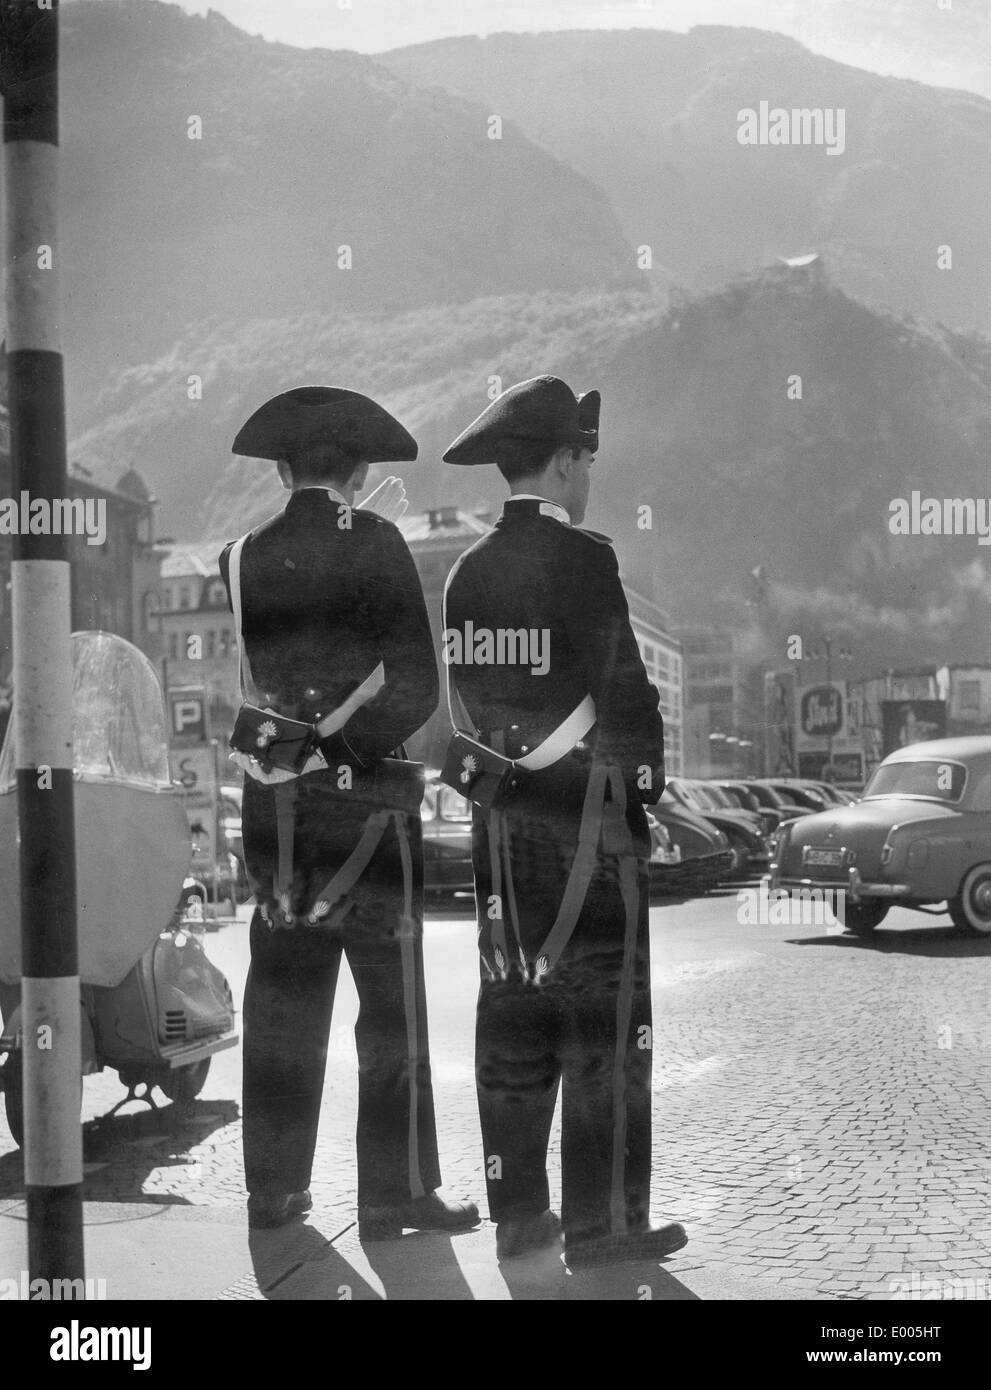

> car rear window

[{"left": 865, "top": 760, "right": 966, "bottom": 803}]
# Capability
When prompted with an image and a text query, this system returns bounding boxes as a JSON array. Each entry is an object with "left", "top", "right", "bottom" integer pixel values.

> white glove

[{"left": 357, "top": 475, "right": 408, "bottom": 523}]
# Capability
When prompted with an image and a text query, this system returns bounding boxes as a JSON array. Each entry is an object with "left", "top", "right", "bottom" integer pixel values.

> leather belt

[{"left": 477, "top": 699, "right": 597, "bottom": 770}]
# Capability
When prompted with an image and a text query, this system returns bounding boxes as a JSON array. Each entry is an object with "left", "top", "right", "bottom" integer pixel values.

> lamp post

[
  {"left": 3, "top": 0, "right": 84, "bottom": 1285},
  {"left": 801, "top": 636, "right": 854, "bottom": 777}
]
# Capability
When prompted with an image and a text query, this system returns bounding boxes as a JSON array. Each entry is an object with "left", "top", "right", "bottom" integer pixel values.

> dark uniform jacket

[
  {"left": 219, "top": 487, "right": 438, "bottom": 919},
  {"left": 220, "top": 487, "right": 437, "bottom": 760},
  {"left": 444, "top": 497, "right": 665, "bottom": 838}
]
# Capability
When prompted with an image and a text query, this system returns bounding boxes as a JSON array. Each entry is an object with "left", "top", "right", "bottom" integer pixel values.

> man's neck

[
  {"left": 293, "top": 482, "right": 354, "bottom": 506},
  {"left": 508, "top": 491, "right": 572, "bottom": 524}
]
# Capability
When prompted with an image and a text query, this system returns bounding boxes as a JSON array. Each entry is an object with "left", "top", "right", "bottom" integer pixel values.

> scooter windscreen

[{"left": 0, "top": 631, "right": 192, "bottom": 987}]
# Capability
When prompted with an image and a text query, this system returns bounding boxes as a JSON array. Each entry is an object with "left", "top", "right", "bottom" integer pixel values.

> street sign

[
  {"left": 170, "top": 744, "right": 217, "bottom": 846},
  {"left": 168, "top": 685, "right": 207, "bottom": 744}
]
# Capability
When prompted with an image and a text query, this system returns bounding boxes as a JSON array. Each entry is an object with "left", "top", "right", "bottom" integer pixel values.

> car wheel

[
  {"left": 949, "top": 864, "right": 991, "bottom": 935},
  {"left": 841, "top": 898, "right": 889, "bottom": 935}
]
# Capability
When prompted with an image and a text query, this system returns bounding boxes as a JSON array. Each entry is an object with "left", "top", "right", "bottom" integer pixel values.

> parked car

[
  {"left": 420, "top": 776, "right": 740, "bottom": 905},
  {"left": 808, "top": 780, "right": 857, "bottom": 806},
  {"left": 741, "top": 780, "right": 814, "bottom": 823},
  {"left": 715, "top": 781, "right": 789, "bottom": 837},
  {"left": 759, "top": 778, "right": 831, "bottom": 813},
  {"left": 422, "top": 779, "right": 475, "bottom": 905},
  {"left": 662, "top": 778, "right": 769, "bottom": 875},
  {"left": 770, "top": 736, "right": 991, "bottom": 936},
  {"left": 648, "top": 800, "right": 735, "bottom": 897}
]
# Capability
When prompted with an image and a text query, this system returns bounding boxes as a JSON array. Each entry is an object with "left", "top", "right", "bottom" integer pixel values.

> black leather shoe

[
  {"left": 496, "top": 1210, "right": 563, "bottom": 1261},
  {"left": 565, "top": 1220, "right": 688, "bottom": 1268},
  {"left": 358, "top": 1189, "right": 480, "bottom": 1241},
  {"left": 247, "top": 1189, "right": 313, "bottom": 1230}
]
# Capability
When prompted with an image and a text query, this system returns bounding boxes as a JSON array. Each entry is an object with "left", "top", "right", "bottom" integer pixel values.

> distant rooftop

[
  {"left": 399, "top": 505, "right": 493, "bottom": 548},
  {"left": 159, "top": 541, "right": 222, "bottom": 579}
]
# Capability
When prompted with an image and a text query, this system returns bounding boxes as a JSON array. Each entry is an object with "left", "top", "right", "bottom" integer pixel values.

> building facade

[
  {"left": 0, "top": 381, "right": 160, "bottom": 743},
  {"left": 678, "top": 625, "right": 761, "bottom": 777},
  {"left": 148, "top": 541, "right": 239, "bottom": 740}
]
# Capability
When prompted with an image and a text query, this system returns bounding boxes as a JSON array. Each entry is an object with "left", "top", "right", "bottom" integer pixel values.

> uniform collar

[
  {"left": 286, "top": 485, "right": 350, "bottom": 509},
  {"left": 504, "top": 494, "right": 572, "bottom": 526}
]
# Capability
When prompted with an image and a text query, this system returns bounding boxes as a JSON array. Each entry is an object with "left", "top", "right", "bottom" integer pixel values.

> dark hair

[
  {"left": 283, "top": 441, "right": 361, "bottom": 487},
  {"left": 494, "top": 436, "right": 573, "bottom": 485}
]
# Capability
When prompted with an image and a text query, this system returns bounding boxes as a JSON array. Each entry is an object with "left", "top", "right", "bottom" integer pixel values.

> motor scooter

[{"left": 0, "top": 631, "right": 238, "bottom": 1146}]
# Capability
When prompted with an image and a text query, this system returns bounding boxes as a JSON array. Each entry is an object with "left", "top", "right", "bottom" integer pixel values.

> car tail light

[{"left": 880, "top": 843, "right": 893, "bottom": 866}]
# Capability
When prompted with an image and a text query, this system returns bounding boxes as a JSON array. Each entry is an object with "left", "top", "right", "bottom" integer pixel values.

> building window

[
  {"left": 958, "top": 679, "right": 981, "bottom": 718},
  {"left": 178, "top": 586, "right": 192, "bottom": 610},
  {"left": 689, "top": 684, "right": 734, "bottom": 705},
  {"left": 167, "top": 633, "right": 178, "bottom": 661},
  {"left": 206, "top": 630, "right": 216, "bottom": 659},
  {"left": 219, "top": 629, "right": 233, "bottom": 658}
]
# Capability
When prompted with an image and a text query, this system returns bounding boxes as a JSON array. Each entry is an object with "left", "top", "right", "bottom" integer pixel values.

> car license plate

[{"left": 804, "top": 847, "right": 843, "bottom": 867}]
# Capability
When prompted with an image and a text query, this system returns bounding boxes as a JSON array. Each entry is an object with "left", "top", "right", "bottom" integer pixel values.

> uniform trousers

[
  {"left": 241, "top": 779, "right": 442, "bottom": 1204},
  {"left": 472, "top": 790, "right": 654, "bottom": 1241}
]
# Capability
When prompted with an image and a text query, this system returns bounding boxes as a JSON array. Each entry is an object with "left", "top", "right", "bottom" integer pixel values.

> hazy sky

[
  {"left": 90, "top": 0, "right": 982, "bottom": 98},
  {"left": 168, "top": 1, "right": 793, "bottom": 53}
]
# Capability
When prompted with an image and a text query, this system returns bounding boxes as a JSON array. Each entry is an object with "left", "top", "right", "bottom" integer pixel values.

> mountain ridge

[{"left": 381, "top": 26, "right": 991, "bottom": 334}]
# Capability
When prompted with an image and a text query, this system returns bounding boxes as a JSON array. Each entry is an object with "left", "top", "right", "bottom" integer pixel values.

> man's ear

[
  {"left": 551, "top": 445, "right": 574, "bottom": 479},
  {"left": 351, "top": 460, "right": 371, "bottom": 492},
  {"left": 276, "top": 459, "right": 293, "bottom": 490}
]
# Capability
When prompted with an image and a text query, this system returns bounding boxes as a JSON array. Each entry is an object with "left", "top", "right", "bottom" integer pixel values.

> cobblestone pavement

[{"left": 2, "top": 885, "right": 990, "bottom": 1299}]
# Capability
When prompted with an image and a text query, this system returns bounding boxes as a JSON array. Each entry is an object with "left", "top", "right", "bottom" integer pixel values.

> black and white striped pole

[{"left": 2, "top": 0, "right": 84, "bottom": 1283}]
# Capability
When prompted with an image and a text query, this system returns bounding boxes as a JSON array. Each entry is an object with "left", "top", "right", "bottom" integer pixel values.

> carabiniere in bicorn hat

[
  {"left": 232, "top": 385, "right": 418, "bottom": 463},
  {"left": 442, "top": 375, "right": 600, "bottom": 466}
]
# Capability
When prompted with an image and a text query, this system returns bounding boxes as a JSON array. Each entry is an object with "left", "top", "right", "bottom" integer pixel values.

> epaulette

[
  {"left": 352, "top": 506, "right": 391, "bottom": 526},
  {"left": 571, "top": 526, "right": 613, "bottom": 546}
]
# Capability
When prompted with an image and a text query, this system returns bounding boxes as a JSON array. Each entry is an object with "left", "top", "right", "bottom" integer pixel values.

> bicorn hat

[
  {"left": 232, "top": 386, "right": 418, "bottom": 463},
  {"left": 442, "top": 375, "right": 600, "bottom": 466}
]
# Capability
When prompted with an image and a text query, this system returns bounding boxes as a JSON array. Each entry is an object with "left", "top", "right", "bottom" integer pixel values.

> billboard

[
  {"left": 880, "top": 700, "right": 947, "bottom": 758},
  {"left": 765, "top": 672, "right": 866, "bottom": 784}
]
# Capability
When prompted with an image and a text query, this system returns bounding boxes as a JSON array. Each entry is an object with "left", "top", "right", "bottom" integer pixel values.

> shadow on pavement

[
  {"left": 360, "top": 1230, "right": 476, "bottom": 1300},
  {"left": 249, "top": 1222, "right": 383, "bottom": 1301},
  {"left": 0, "top": 1097, "right": 239, "bottom": 1203},
  {"left": 248, "top": 1222, "right": 704, "bottom": 1300},
  {"left": 791, "top": 924, "right": 991, "bottom": 957}
]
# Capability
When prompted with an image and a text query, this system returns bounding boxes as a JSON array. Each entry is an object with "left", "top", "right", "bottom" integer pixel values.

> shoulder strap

[
  {"left": 227, "top": 533, "right": 257, "bottom": 704},
  {"left": 441, "top": 568, "right": 478, "bottom": 737},
  {"left": 229, "top": 530, "right": 385, "bottom": 730},
  {"left": 441, "top": 568, "right": 596, "bottom": 767}
]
